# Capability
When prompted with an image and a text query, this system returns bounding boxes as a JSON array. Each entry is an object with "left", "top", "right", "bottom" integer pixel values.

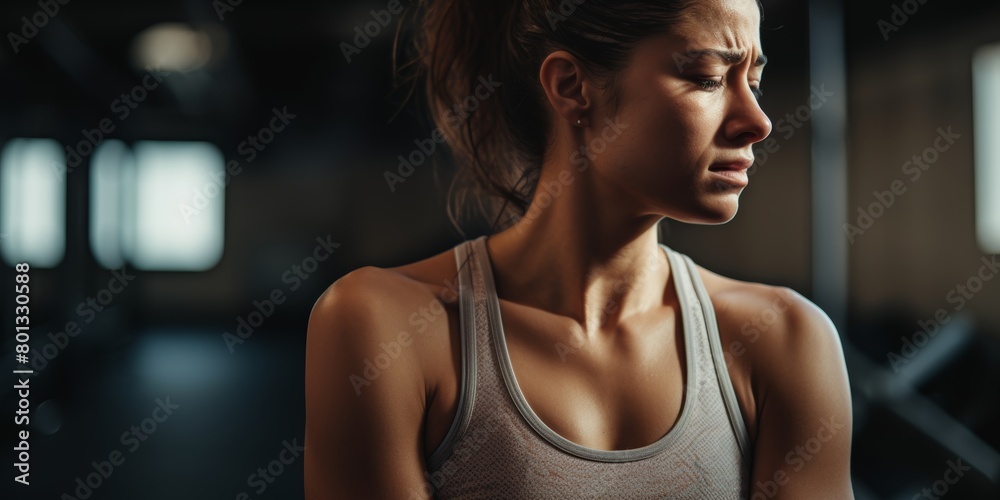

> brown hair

[{"left": 393, "top": 0, "right": 760, "bottom": 236}]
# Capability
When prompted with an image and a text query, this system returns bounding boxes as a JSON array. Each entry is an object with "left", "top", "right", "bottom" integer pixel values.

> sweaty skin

[{"left": 304, "top": 0, "right": 854, "bottom": 498}]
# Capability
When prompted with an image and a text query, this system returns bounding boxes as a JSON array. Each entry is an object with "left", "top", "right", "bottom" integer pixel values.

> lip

[
  {"left": 709, "top": 159, "right": 754, "bottom": 172},
  {"left": 708, "top": 159, "right": 753, "bottom": 188},
  {"left": 709, "top": 169, "right": 749, "bottom": 188}
]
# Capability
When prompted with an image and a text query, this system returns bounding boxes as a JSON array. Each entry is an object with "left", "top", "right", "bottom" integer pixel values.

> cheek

[
  {"left": 588, "top": 130, "right": 698, "bottom": 207},
  {"left": 605, "top": 100, "right": 712, "bottom": 183},
  {"left": 587, "top": 73, "right": 721, "bottom": 188}
]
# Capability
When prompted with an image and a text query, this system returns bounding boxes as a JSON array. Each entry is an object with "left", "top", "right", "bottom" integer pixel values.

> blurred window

[
  {"left": 973, "top": 42, "right": 1000, "bottom": 254},
  {"left": 92, "top": 140, "right": 225, "bottom": 271},
  {"left": 91, "top": 140, "right": 130, "bottom": 269},
  {"left": 0, "top": 138, "right": 66, "bottom": 267}
]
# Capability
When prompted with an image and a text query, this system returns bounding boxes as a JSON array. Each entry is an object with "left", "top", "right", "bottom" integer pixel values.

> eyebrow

[{"left": 684, "top": 49, "right": 768, "bottom": 68}]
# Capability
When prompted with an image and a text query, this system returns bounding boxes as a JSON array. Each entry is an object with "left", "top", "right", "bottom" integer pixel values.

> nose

[{"left": 723, "top": 85, "right": 772, "bottom": 146}]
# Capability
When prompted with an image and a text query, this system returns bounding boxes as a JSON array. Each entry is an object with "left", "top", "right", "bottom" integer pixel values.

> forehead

[{"left": 674, "top": 0, "right": 763, "bottom": 49}]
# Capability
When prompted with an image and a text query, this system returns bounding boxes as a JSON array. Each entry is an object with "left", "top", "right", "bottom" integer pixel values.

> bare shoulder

[
  {"left": 690, "top": 264, "right": 854, "bottom": 497},
  {"left": 305, "top": 245, "right": 462, "bottom": 394},
  {"left": 305, "top": 266, "right": 431, "bottom": 398},
  {"left": 693, "top": 264, "right": 844, "bottom": 373},
  {"left": 308, "top": 266, "right": 415, "bottom": 348},
  {"left": 308, "top": 244, "right": 461, "bottom": 340},
  {"left": 303, "top": 247, "right": 463, "bottom": 498}
]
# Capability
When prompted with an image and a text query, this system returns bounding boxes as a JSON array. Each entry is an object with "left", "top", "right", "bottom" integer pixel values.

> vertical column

[{"left": 808, "top": 0, "right": 849, "bottom": 333}]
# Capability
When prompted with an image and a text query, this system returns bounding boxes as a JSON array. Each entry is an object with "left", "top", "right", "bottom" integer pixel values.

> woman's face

[{"left": 588, "top": 0, "right": 771, "bottom": 224}]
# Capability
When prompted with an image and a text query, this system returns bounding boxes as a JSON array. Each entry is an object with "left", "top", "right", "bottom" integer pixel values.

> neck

[{"left": 486, "top": 159, "right": 672, "bottom": 336}]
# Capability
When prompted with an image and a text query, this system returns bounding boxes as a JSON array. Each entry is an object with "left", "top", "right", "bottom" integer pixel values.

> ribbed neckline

[{"left": 475, "top": 235, "right": 698, "bottom": 463}]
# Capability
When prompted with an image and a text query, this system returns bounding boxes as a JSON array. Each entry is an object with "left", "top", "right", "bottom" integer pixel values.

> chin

[
  {"left": 714, "top": 198, "right": 742, "bottom": 223},
  {"left": 690, "top": 197, "right": 741, "bottom": 225},
  {"left": 701, "top": 210, "right": 739, "bottom": 225}
]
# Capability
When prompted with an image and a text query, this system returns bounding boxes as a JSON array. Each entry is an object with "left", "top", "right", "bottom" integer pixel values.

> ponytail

[{"left": 396, "top": 0, "right": 540, "bottom": 236}]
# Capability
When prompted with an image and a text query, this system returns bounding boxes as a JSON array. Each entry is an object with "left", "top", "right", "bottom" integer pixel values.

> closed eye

[
  {"left": 696, "top": 79, "right": 723, "bottom": 91},
  {"left": 696, "top": 79, "right": 764, "bottom": 101}
]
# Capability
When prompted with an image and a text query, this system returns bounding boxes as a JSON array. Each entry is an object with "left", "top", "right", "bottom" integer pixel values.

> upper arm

[
  {"left": 747, "top": 287, "right": 854, "bottom": 499},
  {"left": 304, "top": 267, "right": 430, "bottom": 499}
]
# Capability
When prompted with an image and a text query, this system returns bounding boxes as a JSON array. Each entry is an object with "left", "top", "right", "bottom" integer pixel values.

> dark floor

[{"left": 5, "top": 327, "right": 306, "bottom": 500}]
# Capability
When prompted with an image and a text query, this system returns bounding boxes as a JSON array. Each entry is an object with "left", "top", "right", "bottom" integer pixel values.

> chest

[
  {"left": 424, "top": 293, "right": 754, "bottom": 499},
  {"left": 421, "top": 286, "right": 758, "bottom": 458},
  {"left": 492, "top": 301, "right": 688, "bottom": 451}
]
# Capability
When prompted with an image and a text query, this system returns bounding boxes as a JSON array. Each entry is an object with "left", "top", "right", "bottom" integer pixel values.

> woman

[{"left": 305, "top": 0, "right": 854, "bottom": 498}]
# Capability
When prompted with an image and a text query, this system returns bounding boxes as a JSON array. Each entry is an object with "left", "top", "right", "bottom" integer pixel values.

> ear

[{"left": 538, "top": 50, "right": 592, "bottom": 127}]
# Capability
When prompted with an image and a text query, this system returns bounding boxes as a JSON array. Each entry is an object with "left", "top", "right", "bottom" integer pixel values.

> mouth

[{"left": 708, "top": 159, "right": 753, "bottom": 188}]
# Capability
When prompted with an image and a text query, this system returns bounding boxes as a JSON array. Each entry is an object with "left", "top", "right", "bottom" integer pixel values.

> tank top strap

[
  {"left": 662, "top": 244, "right": 753, "bottom": 467},
  {"left": 426, "top": 238, "right": 480, "bottom": 470}
]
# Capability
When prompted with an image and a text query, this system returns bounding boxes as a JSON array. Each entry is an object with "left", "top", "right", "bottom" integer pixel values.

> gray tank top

[{"left": 423, "top": 235, "right": 752, "bottom": 498}]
